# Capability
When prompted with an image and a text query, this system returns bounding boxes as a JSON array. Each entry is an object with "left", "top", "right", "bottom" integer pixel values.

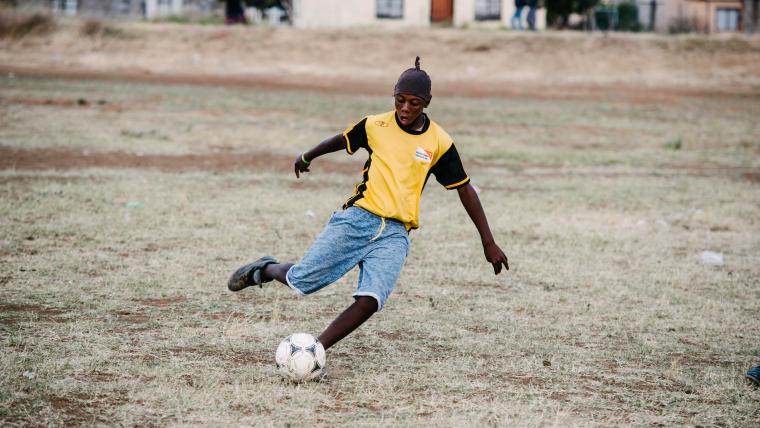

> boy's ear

[{"left": 424, "top": 97, "right": 431, "bottom": 108}]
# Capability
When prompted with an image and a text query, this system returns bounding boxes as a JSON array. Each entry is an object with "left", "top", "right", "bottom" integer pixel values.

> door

[{"left": 431, "top": 0, "right": 453, "bottom": 22}]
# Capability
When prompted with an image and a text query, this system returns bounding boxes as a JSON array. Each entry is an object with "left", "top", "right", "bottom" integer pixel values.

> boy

[{"left": 228, "top": 57, "right": 508, "bottom": 351}]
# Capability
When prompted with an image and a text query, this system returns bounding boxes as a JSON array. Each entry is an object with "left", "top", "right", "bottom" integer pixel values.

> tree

[{"left": 545, "top": 0, "right": 600, "bottom": 28}]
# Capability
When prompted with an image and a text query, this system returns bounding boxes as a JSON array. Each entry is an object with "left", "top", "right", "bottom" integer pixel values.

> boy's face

[{"left": 394, "top": 93, "right": 427, "bottom": 127}]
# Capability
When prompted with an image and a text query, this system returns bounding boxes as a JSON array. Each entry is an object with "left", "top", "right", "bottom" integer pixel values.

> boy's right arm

[{"left": 294, "top": 134, "right": 347, "bottom": 178}]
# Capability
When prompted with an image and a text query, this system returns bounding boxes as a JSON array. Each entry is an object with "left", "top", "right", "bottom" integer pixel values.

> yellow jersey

[{"left": 342, "top": 111, "right": 470, "bottom": 230}]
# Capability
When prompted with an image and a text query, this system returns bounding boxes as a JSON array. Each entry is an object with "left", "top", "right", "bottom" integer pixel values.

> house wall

[
  {"left": 144, "top": 0, "right": 182, "bottom": 18},
  {"left": 637, "top": 0, "right": 677, "bottom": 32},
  {"left": 683, "top": 0, "right": 742, "bottom": 33},
  {"left": 292, "top": 0, "right": 431, "bottom": 28},
  {"left": 637, "top": 0, "right": 742, "bottom": 33},
  {"left": 13, "top": 0, "right": 215, "bottom": 18},
  {"left": 453, "top": 0, "right": 546, "bottom": 29},
  {"left": 745, "top": 0, "right": 760, "bottom": 32}
]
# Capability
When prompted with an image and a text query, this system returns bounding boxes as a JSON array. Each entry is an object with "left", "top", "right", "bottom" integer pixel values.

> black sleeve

[
  {"left": 430, "top": 144, "right": 470, "bottom": 189},
  {"left": 344, "top": 118, "right": 368, "bottom": 154}
]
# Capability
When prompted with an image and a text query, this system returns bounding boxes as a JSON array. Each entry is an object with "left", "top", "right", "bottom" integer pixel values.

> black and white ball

[{"left": 275, "top": 333, "right": 326, "bottom": 382}]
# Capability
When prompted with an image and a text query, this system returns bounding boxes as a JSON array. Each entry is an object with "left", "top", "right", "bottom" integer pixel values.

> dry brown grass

[
  {"left": 0, "top": 57, "right": 759, "bottom": 425},
  {"left": 79, "top": 18, "right": 125, "bottom": 39},
  {"left": 0, "top": 11, "right": 54, "bottom": 39}
]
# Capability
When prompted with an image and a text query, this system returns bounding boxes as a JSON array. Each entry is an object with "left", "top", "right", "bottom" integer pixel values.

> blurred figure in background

[
  {"left": 511, "top": 0, "right": 525, "bottom": 30},
  {"left": 526, "top": 0, "right": 537, "bottom": 31},
  {"left": 225, "top": 0, "right": 248, "bottom": 25}
]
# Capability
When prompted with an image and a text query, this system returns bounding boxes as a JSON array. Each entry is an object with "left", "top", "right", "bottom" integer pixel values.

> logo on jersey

[
  {"left": 375, "top": 120, "right": 389, "bottom": 127},
  {"left": 414, "top": 147, "right": 433, "bottom": 163}
]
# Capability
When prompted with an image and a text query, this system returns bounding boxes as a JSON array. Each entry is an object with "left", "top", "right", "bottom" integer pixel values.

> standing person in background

[
  {"left": 511, "top": 0, "right": 525, "bottom": 30},
  {"left": 225, "top": 0, "right": 248, "bottom": 25},
  {"left": 526, "top": 0, "right": 538, "bottom": 31}
]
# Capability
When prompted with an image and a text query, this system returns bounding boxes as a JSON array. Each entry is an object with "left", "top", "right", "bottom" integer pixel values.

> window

[
  {"left": 377, "top": 0, "right": 403, "bottom": 19},
  {"left": 112, "top": 0, "right": 132, "bottom": 15},
  {"left": 156, "top": 0, "right": 173, "bottom": 15},
  {"left": 715, "top": 8, "right": 739, "bottom": 32},
  {"left": 475, "top": 0, "right": 501, "bottom": 21},
  {"left": 52, "top": 0, "right": 78, "bottom": 16}
]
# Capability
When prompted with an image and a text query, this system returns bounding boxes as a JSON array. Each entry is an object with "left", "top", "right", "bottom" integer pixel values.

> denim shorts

[{"left": 285, "top": 207, "right": 410, "bottom": 311}]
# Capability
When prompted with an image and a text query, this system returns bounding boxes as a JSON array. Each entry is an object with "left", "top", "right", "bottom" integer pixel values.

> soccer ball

[{"left": 275, "top": 333, "right": 326, "bottom": 382}]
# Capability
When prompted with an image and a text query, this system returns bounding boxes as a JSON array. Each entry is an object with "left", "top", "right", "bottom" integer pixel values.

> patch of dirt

[
  {"left": 49, "top": 391, "right": 128, "bottom": 424},
  {"left": 0, "top": 95, "right": 159, "bottom": 113},
  {"left": 468, "top": 372, "right": 548, "bottom": 387},
  {"left": 77, "top": 371, "right": 119, "bottom": 382},
  {"left": 221, "top": 350, "right": 271, "bottom": 366},
  {"left": 1, "top": 96, "right": 78, "bottom": 107},
  {"left": 168, "top": 346, "right": 270, "bottom": 366},
  {"left": 376, "top": 331, "right": 403, "bottom": 341},
  {"left": 50, "top": 394, "right": 92, "bottom": 424},
  {"left": 0, "top": 63, "right": 755, "bottom": 105},
  {"left": 114, "top": 310, "right": 150, "bottom": 324},
  {"left": 0, "top": 303, "right": 66, "bottom": 315},
  {"left": 0, "top": 146, "right": 358, "bottom": 175},
  {"left": 577, "top": 373, "right": 684, "bottom": 393},
  {"left": 109, "top": 326, "right": 155, "bottom": 334},
  {"left": 203, "top": 311, "right": 248, "bottom": 320},
  {"left": 3, "top": 146, "right": 758, "bottom": 182},
  {"left": 133, "top": 296, "right": 188, "bottom": 307},
  {"left": 464, "top": 325, "right": 495, "bottom": 334}
]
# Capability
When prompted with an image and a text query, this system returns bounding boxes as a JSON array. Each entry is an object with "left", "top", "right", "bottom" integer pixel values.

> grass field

[{"left": 1, "top": 71, "right": 759, "bottom": 426}]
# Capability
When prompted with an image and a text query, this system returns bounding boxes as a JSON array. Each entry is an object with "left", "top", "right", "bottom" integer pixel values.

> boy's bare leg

[
  {"left": 261, "top": 263, "right": 294, "bottom": 284},
  {"left": 317, "top": 297, "right": 377, "bottom": 350},
  {"left": 262, "top": 264, "right": 376, "bottom": 350}
]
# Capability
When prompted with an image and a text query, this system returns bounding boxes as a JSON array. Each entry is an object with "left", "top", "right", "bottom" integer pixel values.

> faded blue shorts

[{"left": 285, "top": 207, "right": 409, "bottom": 311}]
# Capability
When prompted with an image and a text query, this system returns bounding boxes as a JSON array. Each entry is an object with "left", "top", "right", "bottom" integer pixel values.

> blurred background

[{"left": 3, "top": 0, "right": 758, "bottom": 33}]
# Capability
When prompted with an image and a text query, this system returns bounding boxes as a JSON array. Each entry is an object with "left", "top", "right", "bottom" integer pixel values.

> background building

[
  {"left": 636, "top": 0, "right": 743, "bottom": 32},
  {"left": 291, "top": 0, "right": 546, "bottom": 30},
  {"left": 745, "top": 0, "right": 760, "bottom": 32},
  {"left": 15, "top": 0, "right": 216, "bottom": 19}
]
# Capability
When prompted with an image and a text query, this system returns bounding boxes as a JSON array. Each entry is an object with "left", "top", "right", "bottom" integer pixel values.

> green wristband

[{"left": 301, "top": 153, "right": 310, "bottom": 165}]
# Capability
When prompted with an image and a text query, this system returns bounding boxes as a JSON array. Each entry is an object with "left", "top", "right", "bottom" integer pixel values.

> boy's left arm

[{"left": 456, "top": 183, "right": 509, "bottom": 275}]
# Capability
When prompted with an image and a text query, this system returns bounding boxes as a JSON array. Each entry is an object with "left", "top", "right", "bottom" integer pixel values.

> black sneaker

[
  {"left": 747, "top": 365, "right": 760, "bottom": 386},
  {"left": 227, "top": 256, "right": 277, "bottom": 292}
]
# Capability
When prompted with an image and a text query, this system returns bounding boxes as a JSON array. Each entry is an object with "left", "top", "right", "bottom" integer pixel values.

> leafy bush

[{"left": 617, "top": 2, "right": 641, "bottom": 31}]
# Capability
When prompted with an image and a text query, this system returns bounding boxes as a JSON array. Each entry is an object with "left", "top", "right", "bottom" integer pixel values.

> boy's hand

[
  {"left": 484, "top": 241, "right": 509, "bottom": 275},
  {"left": 294, "top": 154, "right": 310, "bottom": 178}
]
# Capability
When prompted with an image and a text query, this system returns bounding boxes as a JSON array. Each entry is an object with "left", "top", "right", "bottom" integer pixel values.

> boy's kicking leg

[
  {"left": 258, "top": 264, "right": 378, "bottom": 350},
  {"left": 227, "top": 208, "right": 408, "bottom": 351}
]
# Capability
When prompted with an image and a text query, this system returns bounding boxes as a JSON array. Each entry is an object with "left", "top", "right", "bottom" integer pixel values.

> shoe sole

[{"left": 227, "top": 256, "right": 276, "bottom": 292}]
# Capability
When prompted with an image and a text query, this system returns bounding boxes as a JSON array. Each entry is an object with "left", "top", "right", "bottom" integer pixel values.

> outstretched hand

[
  {"left": 294, "top": 154, "right": 310, "bottom": 178},
  {"left": 484, "top": 241, "right": 509, "bottom": 275}
]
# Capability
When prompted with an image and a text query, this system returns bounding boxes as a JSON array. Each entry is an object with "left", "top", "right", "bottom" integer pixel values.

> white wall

[
  {"left": 292, "top": 0, "right": 431, "bottom": 28},
  {"left": 145, "top": 0, "right": 183, "bottom": 19},
  {"left": 454, "top": 0, "right": 546, "bottom": 30}
]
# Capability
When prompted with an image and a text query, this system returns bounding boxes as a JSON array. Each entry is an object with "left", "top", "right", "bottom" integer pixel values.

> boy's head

[{"left": 394, "top": 57, "right": 431, "bottom": 127}]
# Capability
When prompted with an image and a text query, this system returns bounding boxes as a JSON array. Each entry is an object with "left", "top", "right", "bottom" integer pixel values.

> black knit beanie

[{"left": 394, "top": 56, "right": 432, "bottom": 103}]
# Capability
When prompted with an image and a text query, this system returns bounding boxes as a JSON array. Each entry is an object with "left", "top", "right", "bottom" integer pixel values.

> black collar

[{"left": 395, "top": 112, "right": 430, "bottom": 135}]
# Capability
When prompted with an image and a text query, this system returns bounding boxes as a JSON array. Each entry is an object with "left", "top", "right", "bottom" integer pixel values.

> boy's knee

[{"left": 354, "top": 296, "right": 378, "bottom": 313}]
